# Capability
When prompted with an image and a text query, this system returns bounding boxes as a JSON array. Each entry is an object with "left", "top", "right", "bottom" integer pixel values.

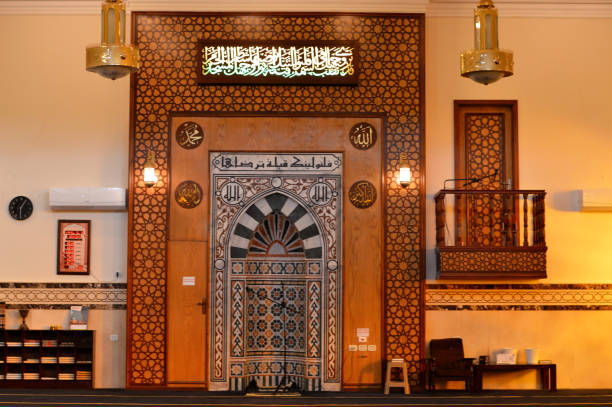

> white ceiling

[{"left": 1, "top": 0, "right": 612, "bottom": 16}]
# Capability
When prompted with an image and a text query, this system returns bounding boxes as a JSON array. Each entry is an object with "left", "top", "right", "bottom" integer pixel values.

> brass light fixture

[
  {"left": 460, "top": 0, "right": 513, "bottom": 85},
  {"left": 399, "top": 152, "right": 412, "bottom": 188},
  {"left": 86, "top": 0, "right": 140, "bottom": 80},
  {"left": 143, "top": 151, "right": 158, "bottom": 187}
]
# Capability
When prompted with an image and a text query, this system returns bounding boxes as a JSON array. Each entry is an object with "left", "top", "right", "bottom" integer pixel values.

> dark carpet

[{"left": 0, "top": 389, "right": 612, "bottom": 407}]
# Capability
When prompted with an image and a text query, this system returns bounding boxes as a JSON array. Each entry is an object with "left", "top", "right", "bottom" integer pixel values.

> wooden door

[
  {"left": 454, "top": 100, "right": 518, "bottom": 246},
  {"left": 167, "top": 240, "right": 208, "bottom": 386},
  {"left": 166, "top": 118, "right": 210, "bottom": 387}
]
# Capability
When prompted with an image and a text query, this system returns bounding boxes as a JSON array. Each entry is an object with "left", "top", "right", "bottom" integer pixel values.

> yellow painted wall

[
  {"left": 0, "top": 15, "right": 129, "bottom": 387},
  {"left": 427, "top": 310, "right": 612, "bottom": 389},
  {"left": 426, "top": 17, "right": 612, "bottom": 388}
]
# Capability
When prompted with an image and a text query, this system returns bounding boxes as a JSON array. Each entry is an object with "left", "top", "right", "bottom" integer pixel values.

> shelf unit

[{"left": 0, "top": 330, "right": 93, "bottom": 388}]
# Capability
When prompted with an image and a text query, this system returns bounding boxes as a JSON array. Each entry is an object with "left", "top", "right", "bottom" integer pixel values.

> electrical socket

[{"left": 110, "top": 334, "right": 119, "bottom": 342}]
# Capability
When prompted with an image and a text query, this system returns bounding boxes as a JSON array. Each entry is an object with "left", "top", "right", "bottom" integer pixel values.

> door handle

[{"left": 196, "top": 298, "right": 207, "bottom": 314}]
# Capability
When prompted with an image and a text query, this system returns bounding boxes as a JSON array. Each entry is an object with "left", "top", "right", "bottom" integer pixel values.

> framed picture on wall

[{"left": 57, "top": 220, "right": 90, "bottom": 275}]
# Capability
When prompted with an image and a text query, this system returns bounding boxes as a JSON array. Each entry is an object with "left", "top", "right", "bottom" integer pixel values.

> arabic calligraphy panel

[
  {"left": 349, "top": 122, "right": 377, "bottom": 150},
  {"left": 176, "top": 122, "right": 204, "bottom": 150},
  {"left": 198, "top": 41, "right": 359, "bottom": 85},
  {"left": 348, "top": 181, "right": 377, "bottom": 209},
  {"left": 175, "top": 181, "right": 203, "bottom": 209}
]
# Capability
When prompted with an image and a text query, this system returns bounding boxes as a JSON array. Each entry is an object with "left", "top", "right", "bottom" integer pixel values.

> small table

[{"left": 472, "top": 363, "right": 556, "bottom": 392}]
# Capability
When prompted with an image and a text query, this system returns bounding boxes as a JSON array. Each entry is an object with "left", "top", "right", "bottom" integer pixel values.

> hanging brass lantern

[
  {"left": 460, "top": 0, "right": 513, "bottom": 85},
  {"left": 86, "top": 0, "right": 140, "bottom": 80}
]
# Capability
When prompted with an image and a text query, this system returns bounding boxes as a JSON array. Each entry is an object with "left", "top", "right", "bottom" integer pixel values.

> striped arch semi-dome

[{"left": 229, "top": 192, "right": 323, "bottom": 259}]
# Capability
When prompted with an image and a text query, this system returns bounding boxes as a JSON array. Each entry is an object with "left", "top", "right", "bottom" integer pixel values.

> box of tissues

[{"left": 496, "top": 348, "right": 517, "bottom": 364}]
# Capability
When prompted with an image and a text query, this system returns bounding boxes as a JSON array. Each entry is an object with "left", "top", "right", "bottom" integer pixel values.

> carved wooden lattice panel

[
  {"left": 129, "top": 13, "right": 424, "bottom": 386},
  {"left": 454, "top": 101, "right": 517, "bottom": 248},
  {"left": 465, "top": 113, "right": 504, "bottom": 246}
]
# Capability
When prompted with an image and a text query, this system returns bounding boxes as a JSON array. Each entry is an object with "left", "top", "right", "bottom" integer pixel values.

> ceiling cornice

[
  {"left": 428, "top": 1, "right": 612, "bottom": 17},
  {"left": 1, "top": 0, "right": 612, "bottom": 17}
]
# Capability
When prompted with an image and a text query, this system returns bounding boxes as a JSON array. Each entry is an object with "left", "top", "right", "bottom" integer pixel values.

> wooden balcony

[{"left": 434, "top": 189, "right": 547, "bottom": 279}]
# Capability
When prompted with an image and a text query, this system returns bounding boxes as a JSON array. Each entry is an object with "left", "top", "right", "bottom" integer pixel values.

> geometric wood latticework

[
  {"left": 438, "top": 248, "right": 547, "bottom": 278},
  {"left": 129, "top": 13, "right": 425, "bottom": 387},
  {"left": 465, "top": 113, "right": 505, "bottom": 246},
  {"left": 454, "top": 101, "right": 518, "bottom": 247}
]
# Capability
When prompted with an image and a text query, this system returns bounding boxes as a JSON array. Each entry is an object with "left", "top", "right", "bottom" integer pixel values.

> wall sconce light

[
  {"left": 86, "top": 0, "right": 140, "bottom": 80},
  {"left": 460, "top": 0, "right": 513, "bottom": 85},
  {"left": 143, "top": 150, "right": 158, "bottom": 187},
  {"left": 399, "top": 152, "right": 411, "bottom": 187}
]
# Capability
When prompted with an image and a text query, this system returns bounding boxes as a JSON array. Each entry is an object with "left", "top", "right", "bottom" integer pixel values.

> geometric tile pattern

[
  {"left": 245, "top": 282, "right": 306, "bottom": 356},
  {"left": 129, "top": 13, "right": 424, "bottom": 387},
  {"left": 0, "top": 283, "right": 127, "bottom": 310},
  {"left": 427, "top": 284, "right": 612, "bottom": 310}
]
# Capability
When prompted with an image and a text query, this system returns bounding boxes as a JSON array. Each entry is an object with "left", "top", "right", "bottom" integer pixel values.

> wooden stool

[{"left": 384, "top": 359, "right": 410, "bottom": 394}]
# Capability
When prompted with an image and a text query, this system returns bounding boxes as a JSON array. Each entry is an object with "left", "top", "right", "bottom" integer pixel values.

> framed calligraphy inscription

[
  {"left": 348, "top": 181, "right": 377, "bottom": 209},
  {"left": 349, "top": 122, "right": 377, "bottom": 150},
  {"left": 176, "top": 122, "right": 204, "bottom": 149},
  {"left": 175, "top": 181, "right": 203, "bottom": 209},
  {"left": 197, "top": 41, "right": 359, "bottom": 85}
]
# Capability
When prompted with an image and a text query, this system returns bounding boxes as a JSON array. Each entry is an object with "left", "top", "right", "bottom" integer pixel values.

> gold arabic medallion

[
  {"left": 175, "top": 180, "right": 203, "bottom": 209},
  {"left": 348, "top": 180, "right": 377, "bottom": 209},
  {"left": 349, "top": 122, "right": 377, "bottom": 150},
  {"left": 176, "top": 122, "right": 204, "bottom": 149}
]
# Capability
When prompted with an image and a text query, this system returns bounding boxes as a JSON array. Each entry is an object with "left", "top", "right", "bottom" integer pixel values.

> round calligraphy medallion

[
  {"left": 349, "top": 122, "right": 377, "bottom": 150},
  {"left": 220, "top": 181, "right": 245, "bottom": 205},
  {"left": 308, "top": 182, "right": 333, "bottom": 206},
  {"left": 175, "top": 180, "right": 203, "bottom": 209},
  {"left": 348, "top": 180, "right": 377, "bottom": 209},
  {"left": 176, "top": 122, "right": 204, "bottom": 149}
]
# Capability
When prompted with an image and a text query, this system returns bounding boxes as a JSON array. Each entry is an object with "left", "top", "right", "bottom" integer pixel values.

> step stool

[{"left": 384, "top": 359, "right": 410, "bottom": 394}]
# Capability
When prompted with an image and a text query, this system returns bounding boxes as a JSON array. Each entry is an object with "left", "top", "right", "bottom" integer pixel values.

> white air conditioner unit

[
  {"left": 579, "top": 189, "right": 612, "bottom": 212},
  {"left": 49, "top": 187, "right": 127, "bottom": 211}
]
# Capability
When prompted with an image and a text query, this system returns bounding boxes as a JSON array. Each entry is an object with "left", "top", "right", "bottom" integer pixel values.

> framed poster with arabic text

[{"left": 57, "top": 220, "right": 90, "bottom": 275}]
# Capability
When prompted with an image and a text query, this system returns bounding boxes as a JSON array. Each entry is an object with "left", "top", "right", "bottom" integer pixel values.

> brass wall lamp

[
  {"left": 86, "top": 0, "right": 140, "bottom": 80},
  {"left": 399, "top": 152, "right": 412, "bottom": 188},
  {"left": 143, "top": 150, "right": 158, "bottom": 187},
  {"left": 460, "top": 0, "right": 513, "bottom": 85}
]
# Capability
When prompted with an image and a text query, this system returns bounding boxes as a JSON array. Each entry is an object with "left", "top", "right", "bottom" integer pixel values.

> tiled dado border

[
  {"left": 0, "top": 283, "right": 127, "bottom": 310},
  {"left": 426, "top": 284, "right": 612, "bottom": 310}
]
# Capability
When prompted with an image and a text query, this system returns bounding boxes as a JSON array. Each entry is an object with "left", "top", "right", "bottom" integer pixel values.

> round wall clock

[{"left": 8, "top": 196, "right": 33, "bottom": 220}]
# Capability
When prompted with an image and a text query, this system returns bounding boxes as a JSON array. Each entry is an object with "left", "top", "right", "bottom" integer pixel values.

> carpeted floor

[{"left": 0, "top": 390, "right": 612, "bottom": 407}]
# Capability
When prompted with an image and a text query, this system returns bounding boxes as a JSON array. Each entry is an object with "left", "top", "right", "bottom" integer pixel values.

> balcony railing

[{"left": 434, "top": 189, "right": 547, "bottom": 279}]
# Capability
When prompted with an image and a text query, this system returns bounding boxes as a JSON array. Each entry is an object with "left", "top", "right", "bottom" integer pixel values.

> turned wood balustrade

[{"left": 434, "top": 189, "right": 547, "bottom": 279}]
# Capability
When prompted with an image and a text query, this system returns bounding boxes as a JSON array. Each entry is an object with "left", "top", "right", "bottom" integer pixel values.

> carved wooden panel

[
  {"left": 438, "top": 248, "right": 547, "bottom": 279},
  {"left": 128, "top": 13, "right": 424, "bottom": 387}
]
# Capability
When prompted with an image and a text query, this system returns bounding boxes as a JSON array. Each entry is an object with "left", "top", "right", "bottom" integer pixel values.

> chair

[{"left": 426, "top": 338, "right": 474, "bottom": 391}]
